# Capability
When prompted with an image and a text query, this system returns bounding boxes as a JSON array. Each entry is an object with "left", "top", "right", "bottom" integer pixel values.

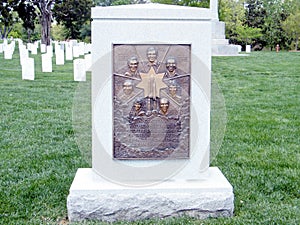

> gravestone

[
  {"left": 246, "top": 45, "right": 251, "bottom": 53},
  {"left": 22, "top": 58, "right": 35, "bottom": 80},
  {"left": 47, "top": 45, "right": 53, "bottom": 57},
  {"left": 30, "top": 42, "right": 38, "bottom": 55},
  {"left": 65, "top": 43, "right": 73, "bottom": 61},
  {"left": 84, "top": 54, "right": 92, "bottom": 72},
  {"left": 67, "top": 3, "right": 234, "bottom": 222},
  {"left": 41, "top": 44, "right": 46, "bottom": 53},
  {"left": 42, "top": 53, "right": 52, "bottom": 72},
  {"left": 78, "top": 42, "right": 85, "bottom": 56},
  {"left": 19, "top": 44, "right": 29, "bottom": 66},
  {"left": 4, "top": 43, "right": 14, "bottom": 59},
  {"left": 73, "top": 58, "right": 86, "bottom": 81},
  {"left": 55, "top": 44, "right": 65, "bottom": 65},
  {"left": 84, "top": 43, "right": 92, "bottom": 54},
  {"left": 73, "top": 45, "right": 80, "bottom": 58}
]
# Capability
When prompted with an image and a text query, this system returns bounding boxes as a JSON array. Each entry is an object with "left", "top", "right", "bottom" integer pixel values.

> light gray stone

[
  {"left": 40, "top": 44, "right": 46, "bottom": 53},
  {"left": 91, "top": 3, "right": 212, "bottom": 183},
  {"left": 22, "top": 58, "right": 35, "bottom": 80},
  {"left": 73, "top": 58, "right": 86, "bottom": 81},
  {"left": 67, "top": 3, "right": 234, "bottom": 222},
  {"left": 42, "top": 53, "right": 52, "bottom": 72},
  {"left": 246, "top": 45, "right": 251, "bottom": 53},
  {"left": 4, "top": 44, "right": 14, "bottom": 59},
  {"left": 84, "top": 54, "right": 92, "bottom": 72},
  {"left": 55, "top": 47, "right": 65, "bottom": 65},
  {"left": 67, "top": 168, "right": 234, "bottom": 222},
  {"left": 73, "top": 45, "right": 80, "bottom": 58},
  {"left": 65, "top": 43, "right": 73, "bottom": 61}
]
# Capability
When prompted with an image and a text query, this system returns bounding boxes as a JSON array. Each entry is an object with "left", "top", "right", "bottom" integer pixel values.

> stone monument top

[{"left": 92, "top": 3, "right": 211, "bottom": 20}]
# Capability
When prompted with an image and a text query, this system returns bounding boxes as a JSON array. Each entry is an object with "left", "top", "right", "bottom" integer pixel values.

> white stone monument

[
  {"left": 4, "top": 43, "right": 14, "bottom": 59},
  {"left": 246, "top": 45, "right": 251, "bottom": 53},
  {"left": 210, "top": 0, "right": 240, "bottom": 56},
  {"left": 78, "top": 42, "right": 85, "bottom": 56},
  {"left": 22, "top": 58, "right": 35, "bottom": 80},
  {"left": 73, "top": 58, "right": 86, "bottom": 81},
  {"left": 42, "top": 53, "right": 52, "bottom": 72},
  {"left": 67, "top": 3, "right": 234, "bottom": 222},
  {"left": 84, "top": 53, "right": 92, "bottom": 72},
  {"left": 46, "top": 45, "right": 53, "bottom": 57},
  {"left": 55, "top": 46, "right": 65, "bottom": 65},
  {"left": 40, "top": 44, "right": 46, "bottom": 53},
  {"left": 65, "top": 43, "right": 73, "bottom": 61},
  {"left": 19, "top": 44, "right": 29, "bottom": 66},
  {"left": 72, "top": 45, "right": 80, "bottom": 58}
]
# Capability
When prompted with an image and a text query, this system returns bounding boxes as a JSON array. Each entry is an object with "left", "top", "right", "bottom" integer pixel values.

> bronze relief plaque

[{"left": 113, "top": 44, "right": 190, "bottom": 159}]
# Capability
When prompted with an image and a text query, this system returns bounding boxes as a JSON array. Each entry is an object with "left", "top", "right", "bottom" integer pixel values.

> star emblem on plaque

[{"left": 113, "top": 44, "right": 191, "bottom": 159}]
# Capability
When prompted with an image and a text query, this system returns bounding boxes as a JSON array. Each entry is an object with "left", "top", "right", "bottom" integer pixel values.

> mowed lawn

[{"left": 0, "top": 44, "right": 299, "bottom": 224}]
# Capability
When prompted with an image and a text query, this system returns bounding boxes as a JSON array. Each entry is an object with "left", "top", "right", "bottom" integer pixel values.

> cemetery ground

[{"left": 0, "top": 45, "right": 299, "bottom": 224}]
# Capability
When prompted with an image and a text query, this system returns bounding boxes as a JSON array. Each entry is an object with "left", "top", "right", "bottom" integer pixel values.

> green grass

[{"left": 0, "top": 46, "right": 299, "bottom": 224}]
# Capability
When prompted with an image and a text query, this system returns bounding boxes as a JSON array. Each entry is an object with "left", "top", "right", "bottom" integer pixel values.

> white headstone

[
  {"left": 42, "top": 53, "right": 52, "bottom": 72},
  {"left": 246, "top": 45, "right": 251, "bottom": 53},
  {"left": 46, "top": 45, "right": 53, "bottom": 57},
  {"left": 22, "top": 58, "right": 35, "bottom": 80},
  {"left": 41, "top": 44, "right": 46, "bottom": 53},
  {"left": 4, "top": 44, "right": 14, "bottom": 59},
  {"left": 73, "top": 46, "right": 80, "bottom": 58},
  {"left": 3, "top": 39, "right": 8, "bottom": 47},
  {"left": 55, "top": 48, "right": 65, "bottom": 65},
  {"left": 31, "top": 44, "right": 38, "bottom": 55},
  {"left": 67, "top": 3, "right": 233, "bottom": 222},
  {"left": 78, "top": 42, "right": 85, "bottom": 56},
  {"left": 73, "top": 58, "right": 86, "bottom": 81},
  {"left": 84, "top": 43, "right": 91, "bottom": 54},
  {"left": 84, "top": 54, "right": 92, "bottom": 72},
  {"left": 19, "top": 45, "right": 29, "bottom": 66},
  {"left": 65, "top": 43, "right": 73, "bottom": 60}
]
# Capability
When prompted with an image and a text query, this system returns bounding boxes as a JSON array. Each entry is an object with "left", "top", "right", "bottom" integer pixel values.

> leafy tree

[
  {"left": 53, "top": 0, "right": 94, "bottom": 40},
  {"left": 219, "top": 0, "right": 245, "bottom": 44},
  {"left": 16, "top": 0, "right": 37, "bottom": 42},
  {"left": 235, "top": 24, "right": 262, "bottom": 46},
  {"left": 51, "top": 22, "right": 66, "bottom": 41},
  {"left": 260, "top": 0, "right": 291, "bottom": 50},
  {"left": 282, "top": 11, "right": 300, "bottom": 51},
  {"left": 245, "top": 0, "right": 265, "bottom": 28},
  {"left": 0, "top": 0, "right": 18, "bottom": 39}
]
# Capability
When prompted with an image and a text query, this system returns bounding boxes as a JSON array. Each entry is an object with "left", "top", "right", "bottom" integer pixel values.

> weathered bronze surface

[{"left": 113, "top": 44, "right": 190, "bottom": 159}]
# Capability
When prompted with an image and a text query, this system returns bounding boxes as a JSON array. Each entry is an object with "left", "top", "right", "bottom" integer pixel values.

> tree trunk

[
  {"left": 36, "top": 1, "right": 53, "bottom": 46},
  {"left": 40, "top": 11, "right": 51, "bottom": 45}
]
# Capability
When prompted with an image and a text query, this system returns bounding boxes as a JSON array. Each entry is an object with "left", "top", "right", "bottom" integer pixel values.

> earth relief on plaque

[{"left": 113, "top": 44, "right": 190, "bottom": 159}]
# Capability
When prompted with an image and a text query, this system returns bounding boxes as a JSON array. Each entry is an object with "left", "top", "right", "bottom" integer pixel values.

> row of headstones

[{"left": 0, "top": 39, "right": 92, "bottom": 81}]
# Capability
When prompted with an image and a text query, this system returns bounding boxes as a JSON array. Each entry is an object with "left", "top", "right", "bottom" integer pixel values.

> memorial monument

[
  {"left": 210, "top": 0, "right": 240, "bottom": 56},
  {"left": 67, "top": 3, "right": 234, "bottom": 222}
]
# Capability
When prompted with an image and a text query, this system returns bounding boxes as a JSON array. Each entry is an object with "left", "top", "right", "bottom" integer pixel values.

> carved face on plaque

[{"left": 113, "top": 44, "right": 191, "bottom": 159}]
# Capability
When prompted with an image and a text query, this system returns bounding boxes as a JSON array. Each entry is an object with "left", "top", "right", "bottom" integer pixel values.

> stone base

[
  {"left": 67, "top": 167, "right": 234, "bottom": 222},
  {"left": 212, "top": 44, "right": 241, "bottom": 56}
]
